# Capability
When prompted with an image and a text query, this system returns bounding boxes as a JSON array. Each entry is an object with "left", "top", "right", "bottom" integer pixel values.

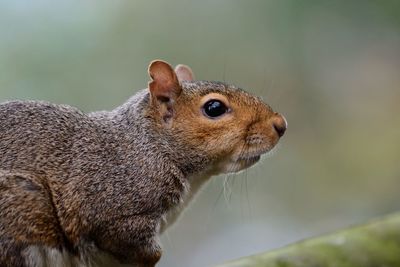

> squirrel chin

[
  {"left": 220, "top": 156, "right": 260, "bottom": 173},
  {"left": 217, "top": 143, "right": 276, "bottom": 173},
  {"left": 213, "top": 155, "right": 261, "bottom": 174}
]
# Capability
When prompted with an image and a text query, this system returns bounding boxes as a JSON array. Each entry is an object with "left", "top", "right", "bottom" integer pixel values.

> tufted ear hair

[
  {"left": 148, "top": 60, "right": 181, "bottom": 104},
  {"left": 175, "top": 64, "right": 195, "bottom": 82}
]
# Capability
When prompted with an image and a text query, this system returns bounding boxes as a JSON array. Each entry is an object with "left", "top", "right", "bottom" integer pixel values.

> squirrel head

[{"left": 147, "top": 60, "right": 287, "bottom": 174}]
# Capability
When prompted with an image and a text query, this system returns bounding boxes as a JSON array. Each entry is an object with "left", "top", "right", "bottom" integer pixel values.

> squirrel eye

[{"left": 202, "top": 99, "right": 228, "bottom": 118}]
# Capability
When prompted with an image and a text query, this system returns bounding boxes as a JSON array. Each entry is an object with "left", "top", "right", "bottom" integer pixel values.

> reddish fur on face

[{"left": 170, "top": 81, "right": 279, "bottom": 173}]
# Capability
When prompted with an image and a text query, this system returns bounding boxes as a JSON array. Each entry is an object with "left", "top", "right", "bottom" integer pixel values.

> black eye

[{"left": 203, "top": 100, "right": 228, "bottom": 118}]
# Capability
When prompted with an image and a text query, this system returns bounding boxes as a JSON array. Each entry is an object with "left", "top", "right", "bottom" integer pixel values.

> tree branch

[{"left": 217, "top": 213, "right": 400, "bottom": 267}]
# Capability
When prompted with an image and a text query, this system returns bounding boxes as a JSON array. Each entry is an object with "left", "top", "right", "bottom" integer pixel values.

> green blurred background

[{"left": 1, "top": 1, "right": 399, "bottom": 266}]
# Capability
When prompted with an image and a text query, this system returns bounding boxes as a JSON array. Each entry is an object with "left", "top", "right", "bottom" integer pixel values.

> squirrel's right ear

[{"left": 148, "top": 60, "right": 181, "bottom": 104}]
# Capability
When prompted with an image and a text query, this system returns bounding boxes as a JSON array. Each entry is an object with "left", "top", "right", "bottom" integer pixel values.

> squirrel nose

[{"left": 272, "top": 113, "right": 287, "bottom": 137}]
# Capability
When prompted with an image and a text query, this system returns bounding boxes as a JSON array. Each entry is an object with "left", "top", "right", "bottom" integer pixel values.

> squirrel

[{"left": 0, "top": 60, "right": 287, "bottom": 267}]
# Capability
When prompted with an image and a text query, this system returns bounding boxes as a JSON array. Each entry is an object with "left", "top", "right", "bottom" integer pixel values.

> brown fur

[{"left": 0, "top": 60, "right": 286, "bottom": 266}]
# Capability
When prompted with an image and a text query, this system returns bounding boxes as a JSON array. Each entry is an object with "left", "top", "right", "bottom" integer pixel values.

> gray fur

[{"left": 0, "top": 90, "right": 204, "bottom": 266}]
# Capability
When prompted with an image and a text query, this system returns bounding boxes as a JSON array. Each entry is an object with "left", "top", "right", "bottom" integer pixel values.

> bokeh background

[{"left": 1, "top": 1, "right": 400, "bottom": 266}]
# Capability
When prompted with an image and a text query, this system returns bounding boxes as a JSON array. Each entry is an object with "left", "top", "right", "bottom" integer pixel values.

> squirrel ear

[
  {"left": 148, "top": 60, "right": 181, "bottom": 103},
  {"left": 175, "top": 64, "right": 195, "bottom": 82}
]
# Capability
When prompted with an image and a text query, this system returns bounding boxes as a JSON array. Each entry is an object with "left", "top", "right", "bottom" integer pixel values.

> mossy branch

[{"left": 216, "top": 213, "right": 400, "bottom": 267}]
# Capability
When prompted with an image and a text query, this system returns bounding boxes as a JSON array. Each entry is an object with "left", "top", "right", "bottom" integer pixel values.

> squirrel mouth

[
  {"left": 235, "top": 144, "right": 272, "bottom": 163},
  {"left": 226, "top": 144, "right": 275, "bottom": 173},
  {"left": 225, "top": 154, "right": 261, "bottom": 173},
  {"left": 236, "top": 155, "right": 261, "bottom": 165},
  {"left": 219, "top": 144, "right": 274, "bottom": 174}
]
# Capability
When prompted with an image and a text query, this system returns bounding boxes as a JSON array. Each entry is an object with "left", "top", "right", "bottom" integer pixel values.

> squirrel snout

[{"left": 271, "top": 113, "right": 287, "bottom": 137}]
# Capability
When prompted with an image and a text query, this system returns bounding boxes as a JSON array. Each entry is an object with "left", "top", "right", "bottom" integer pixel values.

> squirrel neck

[
  {"left": 87, "top": 90, "right": 214, "bottom": 231},
  {"left": 90, "top": 89, "right": 211, "bottom": 179}
]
